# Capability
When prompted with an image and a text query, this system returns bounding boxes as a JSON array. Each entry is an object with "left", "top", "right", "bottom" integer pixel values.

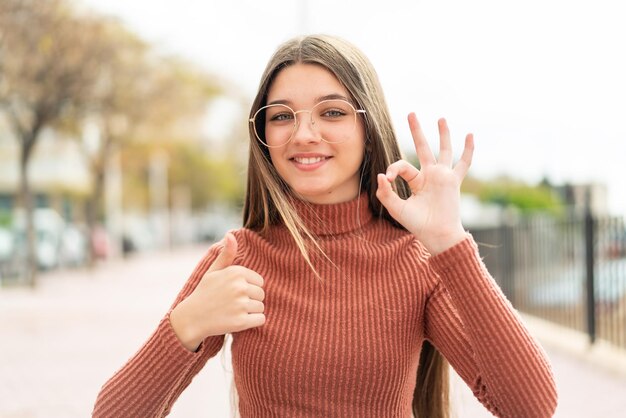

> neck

[
  {"left": 294, "top": 188, "right": 361, "bottom": 205},
  {"left": 287, "top": 192, "right": 373, "bottom": 236}
]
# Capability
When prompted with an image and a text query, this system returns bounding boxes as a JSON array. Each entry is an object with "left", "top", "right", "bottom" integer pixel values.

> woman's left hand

[{"left": 376, "top": 113, "right": 474, "bottom": 255}]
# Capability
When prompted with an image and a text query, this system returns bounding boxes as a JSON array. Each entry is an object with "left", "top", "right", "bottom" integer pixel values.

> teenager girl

[{"left": 93, "top": 34, "right": 557, "bottom": 418}]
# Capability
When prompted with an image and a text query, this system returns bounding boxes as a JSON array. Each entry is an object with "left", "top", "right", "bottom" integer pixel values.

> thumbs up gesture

[{"left": 170, "top": 233, "right": 266, "bottom": 352}]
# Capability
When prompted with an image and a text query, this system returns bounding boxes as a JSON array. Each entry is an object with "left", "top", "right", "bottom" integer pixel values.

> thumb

[{"left": 208, "top": 232, "right": 238, "bottom": 272}]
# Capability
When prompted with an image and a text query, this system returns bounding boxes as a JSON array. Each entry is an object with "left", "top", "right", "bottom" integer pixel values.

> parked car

[
  {"left": 11, "top": 208, "right": 88, "bottom": 270},
  {"left": 0, "top": 227, "right": 13, "bottom": 261},
  {"left": 59, "top": 224, "right": 89, "bottom": 267},
  {"left": 0, "top": 226, "right": 16, "bottom": 279},
  {"left": 196, "top": 210, "right": 241, "bottom": 243}
]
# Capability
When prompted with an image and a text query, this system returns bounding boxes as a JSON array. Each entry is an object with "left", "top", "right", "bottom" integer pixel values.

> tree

[
  {"left": 79, "top": 26, "right": 223, "bottom": 262},
  {"left": 0, "top": 0, "right": 113, "bottom": 285},
  {"left": 476, "top": 176, "right": 564, "bottom": 215},
  {"left": 78, "top": 22, "right": 150, "bottom": 265},
  {"left": 123, "top": 141, "right": 246, "bottom": 210}
]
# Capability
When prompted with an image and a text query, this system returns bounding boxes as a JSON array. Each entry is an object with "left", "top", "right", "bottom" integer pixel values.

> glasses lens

[
  {"left": 311, "top": 100, "right": 357, "bottom": 144},
  {"left": 253, "top": 104, "right": 295, "bottom": 147},
  {"left": 252, "top": 100, "right": 359, "bottom": 147}
]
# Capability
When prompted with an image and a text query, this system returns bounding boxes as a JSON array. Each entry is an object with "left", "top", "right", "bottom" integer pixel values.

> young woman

[{"left": 93, "top": 35, "right": 557, "bottom": 418}]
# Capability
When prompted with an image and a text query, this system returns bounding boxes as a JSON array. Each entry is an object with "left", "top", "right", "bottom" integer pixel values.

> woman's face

[{"left": 264, "top": 63, "right": 366, "bottom": 204}]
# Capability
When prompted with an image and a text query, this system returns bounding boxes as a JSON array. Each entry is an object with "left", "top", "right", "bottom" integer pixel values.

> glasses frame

[{"left": 249, "top": 99, "right": 366, "bottom": 148}]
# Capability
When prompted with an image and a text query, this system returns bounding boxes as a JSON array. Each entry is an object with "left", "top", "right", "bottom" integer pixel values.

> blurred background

[{"left": 0, "top": 0, "right": 625, "bottom": 417}]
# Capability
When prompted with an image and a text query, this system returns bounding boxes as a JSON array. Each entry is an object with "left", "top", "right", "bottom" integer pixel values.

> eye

[
  {"left": 315, "top": 100, "right": 353, "bottom": 120},
  {"left": 322, "top": 108, "right": 347, "bottom": 118},
  {"left": 268, "top": 111, "right": 295, "bottom": 122}
]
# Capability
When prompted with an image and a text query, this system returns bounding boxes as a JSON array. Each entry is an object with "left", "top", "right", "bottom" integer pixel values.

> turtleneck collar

[{"left": 288, "top": 192, "right": 374, "bottom": 236}]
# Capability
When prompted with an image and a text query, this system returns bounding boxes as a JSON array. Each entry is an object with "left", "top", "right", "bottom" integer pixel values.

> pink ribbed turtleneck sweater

[{"left": 92, "top": 194, "right": 557, "bottom": 417}]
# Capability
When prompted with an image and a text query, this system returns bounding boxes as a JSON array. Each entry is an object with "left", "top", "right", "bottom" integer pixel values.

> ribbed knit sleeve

[
  {"left": 424, "top": 236, "right": 557, "bottom": 418},
  {"left": 92, "top": 244, "right": 227, "bottom": 418}
]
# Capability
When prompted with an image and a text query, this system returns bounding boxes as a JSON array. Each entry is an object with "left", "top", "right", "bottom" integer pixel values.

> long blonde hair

[{"left": 242, "top": 34, "right": 449, "bottom": 418}]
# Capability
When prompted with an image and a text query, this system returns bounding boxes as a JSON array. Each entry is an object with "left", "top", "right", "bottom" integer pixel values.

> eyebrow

[{"left": 267, "top": 93, "right": 351, "bottom": 107}]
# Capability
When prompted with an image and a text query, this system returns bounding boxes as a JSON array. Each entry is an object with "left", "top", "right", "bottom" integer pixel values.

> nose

[{"left": 291, "top": 110, "right": 321, "bottom": 144}]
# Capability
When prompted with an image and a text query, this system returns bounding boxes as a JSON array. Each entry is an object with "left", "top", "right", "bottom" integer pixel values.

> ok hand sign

[{"left": 376, "top": 114, "right": 474, "bottom": 255}]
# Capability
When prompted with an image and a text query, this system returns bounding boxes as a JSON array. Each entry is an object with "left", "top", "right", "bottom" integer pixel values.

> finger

[
  {"left": 385, "top": 160, "right": 420, "bottom": 193},
  {"left": 246, "top": 284, "right": 266, "bottom": 302},
  {"left": 437, "top": 118, "right": 453, "bottom": 167},
  {"left": 408, "top": 113, "right": 436, "bottom": 167},
  {"left": 232, "top": 313, "right": 266, "bottom": 333},
  {"left": 208, "top": 232, "right": 238, "bottom": 272},
  {"left": 243, "top": 269, "right": 264, "bottom": 288},
  {"left": 247, "top": 299, "right": 265, "bottom": 314},
  {"left": 245, "top": 313, "right": 266, "bottom": 329},
  {"left": 376, "top": 173, "right": 407, "bottom": 220},
  {"left": 454, "top": 133, "right": 474, "bottom": 179}
]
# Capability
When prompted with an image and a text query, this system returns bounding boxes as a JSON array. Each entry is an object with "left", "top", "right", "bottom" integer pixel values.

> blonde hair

[{"left": 242, "top": 34, "right": 449, "bottom": 418}]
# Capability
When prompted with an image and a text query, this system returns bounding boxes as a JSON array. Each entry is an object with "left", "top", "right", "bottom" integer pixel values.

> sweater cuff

[
  {"left": 426, "top": 235, "right": 502, "bottom": 297},
  {"left": 426, "top": 234, "right": 516, "bottom": 324},
  {"left": 155, "top": 315, "right": 201, "bottom": 368},
  {"left": 161, "top": 312, "right": 226, "bottom": 361},
  {"left": 428, "top": 235, "right": 480, "bottom": 274}
]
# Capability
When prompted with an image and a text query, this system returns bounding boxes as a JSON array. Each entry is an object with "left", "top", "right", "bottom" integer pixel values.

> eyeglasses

[{"left": 249, "top": 99, "right": 366, "bottom": 148}]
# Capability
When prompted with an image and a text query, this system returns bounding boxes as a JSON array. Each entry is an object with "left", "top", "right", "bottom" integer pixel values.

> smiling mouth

[{"left": 291, "top": 156, "right": 330, "bottom": 165}]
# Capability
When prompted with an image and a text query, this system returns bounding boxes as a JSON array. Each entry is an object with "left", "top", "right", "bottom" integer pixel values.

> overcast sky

[{"left": 81, "top": 0, "right": 626, "bottom": 215}]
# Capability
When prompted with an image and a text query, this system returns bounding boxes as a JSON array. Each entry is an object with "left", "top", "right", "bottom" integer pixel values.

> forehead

[{"left": 266, "top": 63, "right": 350, "bottom": 105}]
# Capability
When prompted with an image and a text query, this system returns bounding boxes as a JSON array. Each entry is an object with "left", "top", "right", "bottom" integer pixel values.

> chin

[
  {"left": 295, "top": 188, "right": 359, "bottom": 205},
  {"left": 287, "top": 180, "right": 326, "bottom": 194},
  {"left": 285, "top": 177, "right": 360, "bottom": 204},
  {"left": 292, "top": 188, "right": 330, "bottom": 200}
]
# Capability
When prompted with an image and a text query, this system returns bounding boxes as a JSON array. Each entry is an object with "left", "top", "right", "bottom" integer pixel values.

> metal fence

[{"left": 469, "top": 210, "right": 626, "bottom": 350}]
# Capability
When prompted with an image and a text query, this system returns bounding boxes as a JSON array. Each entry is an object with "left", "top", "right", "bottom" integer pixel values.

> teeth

[{"left": 293, "top": 157, "right": 326, "bottom": 165}]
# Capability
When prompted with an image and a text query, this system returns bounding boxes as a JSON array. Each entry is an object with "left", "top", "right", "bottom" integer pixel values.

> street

[{"left": 1, "top": 245, "right": 625, "bottom": 417}]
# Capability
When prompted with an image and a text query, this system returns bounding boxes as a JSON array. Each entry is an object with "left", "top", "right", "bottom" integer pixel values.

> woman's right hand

[{"left": 169, "top": 233, "right": 266, "bottom": 352}]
